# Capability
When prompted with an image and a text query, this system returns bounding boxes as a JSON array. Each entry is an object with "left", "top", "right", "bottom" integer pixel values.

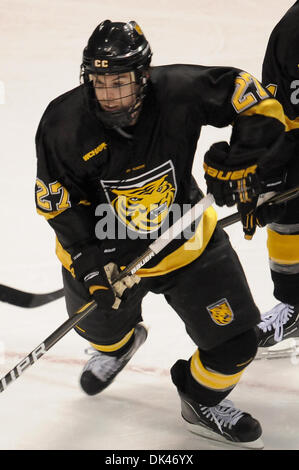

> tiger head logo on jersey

[
  {"left": 111, "top": 176, "right": 175, "bottom": 232},
  {"left": 206, "top": 298, "right": 234, "bottom": 326},
  {"left": 101, "top": 161, "right": 177, "bottom": 233}
]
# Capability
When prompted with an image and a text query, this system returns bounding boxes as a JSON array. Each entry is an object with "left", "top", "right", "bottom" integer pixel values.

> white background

[{"left": 0, "top": 0, "right": 298, "bottom": 450}]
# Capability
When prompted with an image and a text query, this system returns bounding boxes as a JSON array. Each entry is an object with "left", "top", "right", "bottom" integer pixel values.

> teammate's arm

[{"left": 199, "top": 67, "right": 287, "bottom": 237}]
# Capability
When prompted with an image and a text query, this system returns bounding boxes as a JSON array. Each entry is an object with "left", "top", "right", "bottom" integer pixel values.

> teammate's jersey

[
  {"left": 262, "top": 1, "right": 299, "bottom": 287},
  {"left": 35, "top": 64, "right": 286, "bottom": 277},
  {"left": 262, "top": 1, "right": 299, "bottom": 131}
]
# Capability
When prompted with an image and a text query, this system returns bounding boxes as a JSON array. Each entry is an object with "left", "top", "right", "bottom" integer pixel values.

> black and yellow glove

[
  {"left": 204, "top": 141, "right": 261, "bottom": 207},
  {"left": 237, "top": 198, "right": 260, "bottom": 240},
  {"left": 238, "top": 196, "right": 287, "bottom": 240},
  {"left": 71, "top": 244, "right": 140, "bottom": 310}
]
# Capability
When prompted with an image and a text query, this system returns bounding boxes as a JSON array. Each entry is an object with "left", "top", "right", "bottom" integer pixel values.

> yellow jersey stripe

[
  {"left": 89, "top": 285, "right": 109, "bottom": 294},
  {"left": 36, "top": 207, "right": 69, "bottom": 220},
  {"left": 242, "top": 99, "right": 286, "bottom": 129},
  {"left": 75, "top": 301, "right": 94, "bottom": 314},
  {"left": 242, "top": 98, "right": 299, "bottom": 133},
  {"left": 55, "top": 206, "right": 218, "bottom": 278},
  {"left": 36, "top": 200, "right": 90, "bottom": 220},
  {"left": 284, "top": 115, "right": 299, "bottom": 132},
  {"left": 137, "top": 206, "right": 217, "bottom": 277}
]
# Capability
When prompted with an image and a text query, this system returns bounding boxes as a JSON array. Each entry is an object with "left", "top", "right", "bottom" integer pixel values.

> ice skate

[
  {"left": 179, "top": 392, "right": 264, "bottom": 449},
  {"left": 257, "top": 303, "right": 299, "bottom": 347},
  {"left": 255, "top": 303, "right": 299, "bottom": 359},
  {"left": 80, "top": 323, "right": 147, "bottom": 395}
]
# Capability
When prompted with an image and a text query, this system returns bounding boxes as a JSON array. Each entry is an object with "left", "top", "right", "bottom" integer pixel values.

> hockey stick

[
  {"left": 2, "top": 186, "right": 299, "bottom": 389},
  {"left": 218, "top": 185, "right": 299, "bottom": 229},
  {"left": 3, "top": 185, "right": 298, "bottom": 309},
  {"left": 0, "top": 194, "right": 215, "bottom": 392},
  {"left": 0, "top": 285, "right": 64, "bottom": 308}
]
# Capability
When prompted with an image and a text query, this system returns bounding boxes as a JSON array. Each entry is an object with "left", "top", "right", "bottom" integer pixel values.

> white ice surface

[{"left": 0, "top": 0, "right": 298, "bottom": 451}]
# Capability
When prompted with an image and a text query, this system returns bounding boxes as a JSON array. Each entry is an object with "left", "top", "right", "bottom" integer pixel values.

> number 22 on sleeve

[{"left": 232, "top": 72, "right": 269, "bottom": 113}]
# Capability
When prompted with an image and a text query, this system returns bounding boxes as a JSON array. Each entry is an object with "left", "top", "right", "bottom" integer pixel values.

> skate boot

[
  {"left": 80, "top": 323, "right": 147, "bottom": 395},
  {"left": 257, "top": 303, "right": 299, "bottom": 347},
  {"left": 179, "top": 392, "right": 263, "bottom": 449}
]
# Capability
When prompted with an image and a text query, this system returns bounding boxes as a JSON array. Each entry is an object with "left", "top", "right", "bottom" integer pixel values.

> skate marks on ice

[{"left": 0, "top": 346, "right": 299, "bottom": 450}]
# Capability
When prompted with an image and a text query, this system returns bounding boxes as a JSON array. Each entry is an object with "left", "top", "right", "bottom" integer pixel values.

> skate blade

[
  {"left": 185, "top": 422, "right": 264, "bottom": 450},
  {"left": 255, "top": 338, "right": 299, "bottom": 360}
]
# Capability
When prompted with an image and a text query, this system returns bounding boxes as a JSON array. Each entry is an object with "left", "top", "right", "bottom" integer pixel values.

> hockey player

[
  {"left": 35, "top": 20, "right": 286, "bottom": 448},
  {"left": 256, "top": 1, "right": 299, "bottom": 347},
  {"left": 205, "top": 2, "right": 299, "bottom": 348}
]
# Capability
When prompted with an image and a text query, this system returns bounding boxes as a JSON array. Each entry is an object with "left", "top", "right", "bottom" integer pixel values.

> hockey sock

[{"left": 89, "top": 328, "right": 136, "bottom": 357}]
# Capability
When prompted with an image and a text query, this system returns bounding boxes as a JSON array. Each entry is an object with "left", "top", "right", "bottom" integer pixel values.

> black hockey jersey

[
  {"left": 35, "top": 64, "right": 286, "bottom": 278},
  {"left": 262, "top": 1, "right": 299, "bottom": 130},
  {"left": 262, "top": 1, "right": 299, "bottom": 283}
]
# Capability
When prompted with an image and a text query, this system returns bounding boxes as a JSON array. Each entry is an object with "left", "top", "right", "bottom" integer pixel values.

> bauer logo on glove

[
  {"left": 203, "top": 141, "right": 262, "bottom": 207},
  {"left": 203, "top": 162, "right": 257, "bottom": 182}
]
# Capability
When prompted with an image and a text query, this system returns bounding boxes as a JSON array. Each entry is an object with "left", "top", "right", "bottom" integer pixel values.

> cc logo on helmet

[{"left": 94, "top": 59, "right": 109, "bottom": 68}]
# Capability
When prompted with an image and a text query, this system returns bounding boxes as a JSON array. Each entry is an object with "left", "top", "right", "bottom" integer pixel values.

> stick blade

[{"left": 0, "top": 284, "right": 64, "bottom": 308}]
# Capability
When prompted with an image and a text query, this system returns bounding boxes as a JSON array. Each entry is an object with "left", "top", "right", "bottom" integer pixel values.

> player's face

[{"left": 91, "top": 72, "right": 139, "bottom": 113}]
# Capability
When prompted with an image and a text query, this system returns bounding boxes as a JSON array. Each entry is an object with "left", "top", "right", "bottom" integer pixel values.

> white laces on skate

[
  {"left": 83, "top": 349, "right": 124, "bottom": 381},
  {"left": 200, "top": 400, "right": 244, "bottom": 434},
  {"left": 258, "top": 303, "right": 295, "bottom": 342}
]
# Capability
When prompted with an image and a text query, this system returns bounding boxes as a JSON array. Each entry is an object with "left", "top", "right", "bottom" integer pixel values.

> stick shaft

[
  {"left": 0, "top": 194, "right": 214, "bottom": 392},
  {"left": 219, "top": 186, "right": 299, "bottom": 229},
  {"left": 0, "top": 300, "right": 97, "bottom": 392},
  {"left": 2, "top": 187, "right": 298, "bottom": 392}
]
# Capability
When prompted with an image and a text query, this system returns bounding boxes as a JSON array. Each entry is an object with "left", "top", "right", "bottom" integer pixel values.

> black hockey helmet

[
  {"left": 81, "top": 20, "right": 152, "bottom": 80},
  {"left": 80, "top": 20, "right": 152, "bottom": 129}
]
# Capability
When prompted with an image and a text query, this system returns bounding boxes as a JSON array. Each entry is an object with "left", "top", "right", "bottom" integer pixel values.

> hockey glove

[
  {"left": 71, "top": 245, "right": 140, "bottom": 310},
  {"left": 238, "top": 196, "right": 287, "bottom": 240},
  {"left": 203, "top": 141, "right": 261, "bottom": 207},
  {"left": 103, "top": 262, "right": 141, "bottom": 309}
]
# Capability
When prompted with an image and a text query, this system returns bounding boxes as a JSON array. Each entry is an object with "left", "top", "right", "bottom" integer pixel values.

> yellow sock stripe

[
  {"left": 190, "top": 350, "right": 244, "bottom": 391},
  {"left": 267, "top": 228, "right": 299, "bottom": 264},
  {"left": 90, "top": 328, "right": 135, "bottom": 353}
]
